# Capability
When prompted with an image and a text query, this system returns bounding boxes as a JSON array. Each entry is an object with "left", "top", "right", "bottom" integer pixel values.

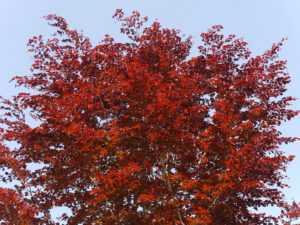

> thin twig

[{"left": 160, "top": 157, "right": 185, "bottom": 225}]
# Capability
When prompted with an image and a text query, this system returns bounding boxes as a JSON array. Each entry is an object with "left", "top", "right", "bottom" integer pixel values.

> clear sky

[{"left": 1, "top": 0, "right": 299, "bottom": 223}]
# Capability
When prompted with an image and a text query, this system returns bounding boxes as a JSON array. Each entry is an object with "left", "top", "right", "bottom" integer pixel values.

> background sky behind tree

[{"left": 0, "top": 0, "right": 299, "bottom": 222}]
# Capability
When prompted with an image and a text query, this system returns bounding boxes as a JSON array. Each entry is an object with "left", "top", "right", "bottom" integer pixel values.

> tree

[{"left": 0, "top": 9, "right": 299, "bottom": 224}]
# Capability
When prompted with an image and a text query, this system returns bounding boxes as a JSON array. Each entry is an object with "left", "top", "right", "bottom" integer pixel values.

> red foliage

[
  {"left": 0, "top": 9, "right": 299, "bottom": 224},
  {"left": 0, "top": 188, "right": 37, "bottom": 224}
]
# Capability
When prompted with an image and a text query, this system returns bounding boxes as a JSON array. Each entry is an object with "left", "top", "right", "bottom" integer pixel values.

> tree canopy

[{"left": 0, "top": 9, "right": 299, "bottom": 224}]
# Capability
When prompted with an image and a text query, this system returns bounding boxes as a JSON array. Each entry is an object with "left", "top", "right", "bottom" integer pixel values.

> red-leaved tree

[{"left": 0, "top": 9, "right": 299, "bottom": 224}]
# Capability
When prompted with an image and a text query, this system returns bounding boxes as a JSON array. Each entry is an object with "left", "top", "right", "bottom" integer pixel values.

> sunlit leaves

[{"left": 0, "top": 9, "right": 299, "bottom": 224}]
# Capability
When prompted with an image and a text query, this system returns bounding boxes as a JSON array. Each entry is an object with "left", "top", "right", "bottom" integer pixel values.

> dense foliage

[{"left": 0, "top": 9, "right": 299, "bottom": 224}]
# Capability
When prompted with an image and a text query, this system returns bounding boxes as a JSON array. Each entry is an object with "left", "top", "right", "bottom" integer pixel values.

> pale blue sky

[{"left": 1, "top": 0, "right": 299, "bottom": 222}]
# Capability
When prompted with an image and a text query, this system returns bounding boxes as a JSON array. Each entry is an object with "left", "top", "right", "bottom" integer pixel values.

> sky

[{"left": 0, "top": 0, "right": 299, "bottom": 223}]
